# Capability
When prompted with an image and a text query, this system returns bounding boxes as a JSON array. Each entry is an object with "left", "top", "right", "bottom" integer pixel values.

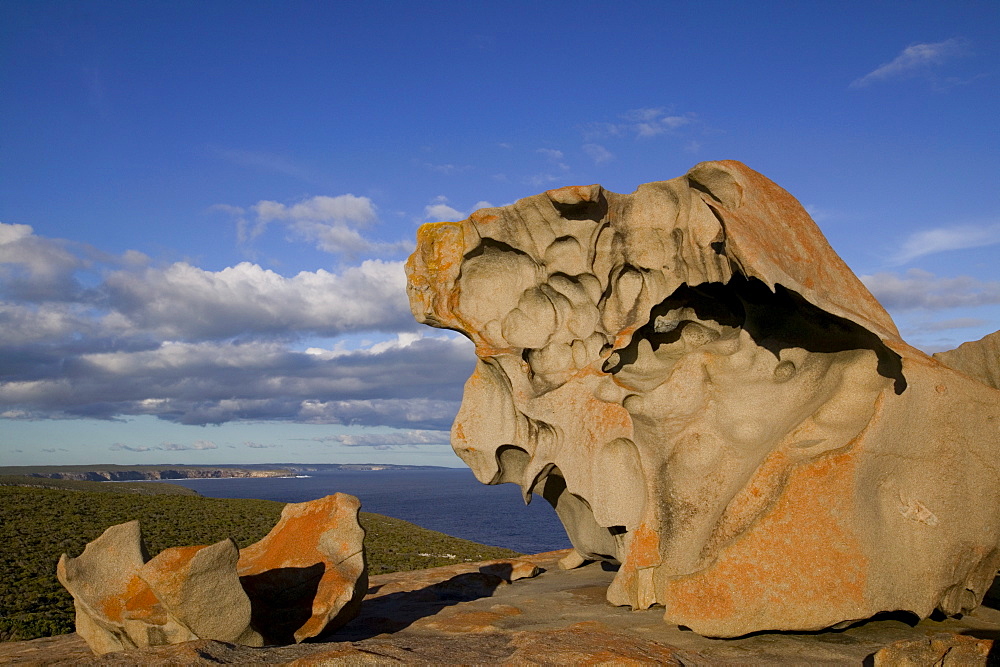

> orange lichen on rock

[
  {"left": 58, "top": 494, "right": 367, "bottom": 655},
  {"left": 238, "top": 493, "right": 367, "bottom": 644},
  {"left": 407, "top": 160, "right": 1000, "bottom": 637},
  {"left": 663, "top": 449, "right": 866, "bottom": 635}
]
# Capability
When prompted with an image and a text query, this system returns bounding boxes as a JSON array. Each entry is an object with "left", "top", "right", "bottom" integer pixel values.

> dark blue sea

[{"left": 164, "top": 469, "right": 571, "bottom": 555}]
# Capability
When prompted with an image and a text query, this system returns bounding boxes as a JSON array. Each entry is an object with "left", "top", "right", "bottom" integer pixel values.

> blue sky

[{"left": 1, "top": 1, "right": 997, "bottom": 467}]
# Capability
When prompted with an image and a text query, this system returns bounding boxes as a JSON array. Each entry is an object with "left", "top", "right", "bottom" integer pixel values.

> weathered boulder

[
  {"left": 934, "top": 329, "right": 1000, "bottom": 390},
  {"left": 238, "top": 493, "right": 368, "bottom": 644},
  {"left": 406, "top": 160, "right": 1000, "bottom": 637},
  {"left": 57, "top": 493, "right": 366, "bottom": 654},
  {"left": 871, "top": 633, "right": 995, "bottom": 666}
]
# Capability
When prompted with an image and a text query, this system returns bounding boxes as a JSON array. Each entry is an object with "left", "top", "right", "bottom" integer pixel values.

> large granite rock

[
  {"left": 57, "top": 494, "right": 366, "bottom": 654},
  {"left": 934, "top": 329, "right": 1000, "bottom": 390},
  {"left": 406, "top": 160, "right": 1000, "bottom": 637}
]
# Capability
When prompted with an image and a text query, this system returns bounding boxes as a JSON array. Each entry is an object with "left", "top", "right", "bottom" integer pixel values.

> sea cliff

[{"left": 24, "top": 467, "right": 291, "bottom": 482}]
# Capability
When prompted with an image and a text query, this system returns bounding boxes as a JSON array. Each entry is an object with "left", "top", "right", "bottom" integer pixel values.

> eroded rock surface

[
  {"left": 934, "top": 329, "right": 1000, "bottom": 390},
  {"left": 10, "top": 552, "right": 1000, "bottom": 665},
  {"left": 406, "top": 160, "right": 1000, "bottom": 636},
  {"left": 57, "top": 493, "right": 366, "bottom": 654}
]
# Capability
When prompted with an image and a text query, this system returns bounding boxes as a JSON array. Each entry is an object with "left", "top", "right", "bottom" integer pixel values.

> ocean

[{"left": 164, "top": 468, "right": 571, "bottom": 555}]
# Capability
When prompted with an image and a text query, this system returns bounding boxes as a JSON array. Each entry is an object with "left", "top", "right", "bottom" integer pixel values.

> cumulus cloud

[
  {"left": 0, "top": 223, "right": 475, "bottom": 431},
  {"left": 424, "top": 196, "right": 465, "bottom": 222},
  {"left": 104, "top": 259, "right": 413, "bottom": 340},
  {"left": 245, "top": 441, "right": 279, "bottom": 449},
  {"left": 224, "top": 194, "right": 411, "bottom": 258},
  {"left": 313, "top": 429, "right": 451, "bottom": 450},
  {"left": 889, "top": 221, "right": 1000, "bottom": 265},
  {"left": 851, "top": 39, "right": 967, "bottom": 88},
  {"left": 423, "top": 197, "right": 494, "bottom": 223},
  {"left": 861, "top": 269, "right": 1000, "bottom": 311},
  {"left": 1, "top": 334, "right": 474, "bottom": 429},
  {"left": 0, "top": 222, "right": 92, "bottom": 301}
]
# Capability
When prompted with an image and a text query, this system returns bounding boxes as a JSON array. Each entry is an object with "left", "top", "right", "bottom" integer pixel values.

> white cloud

[
  {"left": 0, "top": 222, "right": 90, "bottom": 301},
  {"left": 861, "top": 269, "right": 1000, "bottom": 310},
  {"left": 104, "top": 259, "right": 413, "bottom": 340},
  {"left": 0, "top": 222, "right": 33, "bottom": 245},
  {"left": 161, "top": 440, "right": 217, "bottom": 451},
  {"left": 535, "top": 148, "right": 569, "bottom": 175},
  {"left": 423, "top": 196, "right": 493, "bottom": 222},
  {"left": 582, "top": 107, "right": 698, "bottom": 141},
  {"left": 0, "top": 222, "right": 472, "bottom": 432},
  {"left": 245, "top": 441, "right": 279, "bottom": 449},
  {"left": 582, "top": 144, "right": 613, "bottom": 164},
  {"left": 804, "top": 204, "right": 834, "bottom": 223},
  {"left": 313, "top": 428, "right": 451, "bottom": 449},
  {"left": 424, "top": 196, "right": 465, "bottom": 222},
  {"left": 110, "top": 440, "right": 217, "bottom": 452},
  {"left": 624, "top": 108, "right": 694, "bottom": 137},
  {"left": 110, "top": 443, "right": 153, "bottom": 452},
  {"left": 851, "top": 39, "right": 966, "bottom": 88},
  {"left": 526, "top": 173, "right": 563, "bottom": 187},
  {"left": 253, "top": 194, "right": 376, "bottom": 226},
  {"left": 889, "top": 221, "right": 1000, "bottom": 265},
  {"left": 222, "top": 194, "right": 410, "bottom": 258},
  {"left": 622, "top": 107, "right": 664, "bottom": 123},
  {"left": 0, "top": 334, "right": 474, "bottom": 428}
]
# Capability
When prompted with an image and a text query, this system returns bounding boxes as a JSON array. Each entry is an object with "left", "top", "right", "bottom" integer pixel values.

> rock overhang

[{"left": 406, "top": 160, "right": 1000, "bottom": 636}]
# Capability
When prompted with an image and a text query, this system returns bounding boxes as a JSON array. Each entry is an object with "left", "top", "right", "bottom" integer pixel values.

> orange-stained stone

[
  {"left": 406, "top": 160, "right": 1000, "bottom": 637},
  {"left": 59, "top": 494, "right": 366, "bottom": 654},
  {"left": 626, "top": 524, "right": 660, "bottom": 570},
  {"left": 663, "top": 448, "right": 866, "bottom": 632},
  {"left": 238, "top": 493, "right": 366, "bottom": 644}
]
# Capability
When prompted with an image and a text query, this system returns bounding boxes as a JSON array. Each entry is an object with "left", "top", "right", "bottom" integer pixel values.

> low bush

[{"left": 0, "top": 485, "right": 520, "bottom": 642}]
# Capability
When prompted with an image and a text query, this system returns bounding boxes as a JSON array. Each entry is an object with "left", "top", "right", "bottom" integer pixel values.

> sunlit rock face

[
  {"left": 406, "top": 160, "right": 1000, "bottom": 637},
  {"left": 57, "top": 494, "right": 367, "bottom": 654}
]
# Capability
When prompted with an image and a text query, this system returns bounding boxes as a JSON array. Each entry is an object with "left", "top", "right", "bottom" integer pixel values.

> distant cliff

[{"left": 26, "top": 468, "right": 291, "bottom": 482}]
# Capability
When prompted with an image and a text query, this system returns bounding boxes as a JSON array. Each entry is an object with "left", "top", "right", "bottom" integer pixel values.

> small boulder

[
  {"left": 871, "top": 633, "right": 995, "bottom": 666},
  {"left": 238, "top": 493, "right": 368, "bottom": 644},
  {"left": 57, "top": 493, "right": 366, "bottom": 655}
]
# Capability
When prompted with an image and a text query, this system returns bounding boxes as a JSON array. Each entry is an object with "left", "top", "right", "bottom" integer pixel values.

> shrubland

[{"left": 0, "top": 479, "right": 520, "bottom": 642}]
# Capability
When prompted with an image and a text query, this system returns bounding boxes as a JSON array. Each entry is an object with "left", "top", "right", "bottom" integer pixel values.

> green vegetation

[
  {"left": 0, "top": 475, "right": 199, "bottom": 496},
  {"left": 0, "top": 464, "right": 285, "bottom": 476},
  {"left": 0, "top": 484, "right": 520, "bottom": 642}
]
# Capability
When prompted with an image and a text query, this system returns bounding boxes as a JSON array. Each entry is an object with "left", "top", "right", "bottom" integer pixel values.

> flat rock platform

[{"left": 3, "top": 550, "right": 999, "bottom": 664}]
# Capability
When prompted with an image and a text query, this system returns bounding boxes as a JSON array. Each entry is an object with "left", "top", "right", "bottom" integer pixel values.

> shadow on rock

[
  {"left": 334, "top": 570, "right": 508, "bottom": 641},
  {"left": 241, "top": 563, "right": 324, "bottom": 645}
]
